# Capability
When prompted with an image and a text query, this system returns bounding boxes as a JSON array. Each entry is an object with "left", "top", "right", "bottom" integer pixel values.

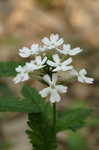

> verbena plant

[{"left": 0, "top": 34, "right": 94, "bottom": 150}]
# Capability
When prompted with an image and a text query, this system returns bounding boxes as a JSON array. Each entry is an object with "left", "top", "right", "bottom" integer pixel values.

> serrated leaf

[
  {"left": 0, "top": 96, "right": 40, "bottom": 113},
  {"left": 0, "top": 61, "right": 25, "bottom": 77},
  {"left": 21, "top": 85, "right": 43, "bottom": 103},
  {"left": 21, "top": 85, "right": 52, "bottom": 114},
  {"left": 26, "top": 113, "right": 56, "bottom": 150},
  {"left": 22, "top": 85, "right": 53, "bottom": 123},
  {"left": 56, "top": 108, "right": 92, "bottom": 132},
  {"left": 22, "top": 85, "right": 55, "bottom": 150}
]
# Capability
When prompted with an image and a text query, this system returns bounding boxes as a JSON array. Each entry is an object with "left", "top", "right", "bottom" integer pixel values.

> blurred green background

[{"left": 0, "top": 0, "right": 99, "bottom": 150}]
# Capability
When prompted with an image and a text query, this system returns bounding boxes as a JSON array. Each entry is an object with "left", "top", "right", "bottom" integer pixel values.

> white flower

[
  {"left": 47, "top": 54, "right": 73, "bottom": 72},
  {"left": 39, "top": 74, "right": 68, "bottom": 103},
  {"left": 25, "top": 61, "right": 37, "bottom": 72},
  {"left": 19, "top": 47, "right": 31, "bottom": 58},
  {"left": 19, "top": 44, "right": 40, "bottom": 58},
  {"left": 13, "top": 56, "right": 47, "bottom": 84},
  {"left": 70, "top": 68, "right": 94, "bottom": 84},
  {"left": 34, "top": 56, "right": 47, "bottom": 69},
  {"left": 13, "top": 65, "right": 30, "bottom": 84},
  {"left": 25, "top": 56, "right": 47, "bottom": 71},
  {"left": 13, "top": 72, "right": 29, "bottom": 84},
  {"left": 15, "top": 65, "right": 27, "bottom": 73},
  {"left": 57, "top": 44, "right": 82, "bottom": 56},
  {"left": 42, "top": 33, "right": 64, "bottom": 50},
  {"left": 30, "top": 44, "right": 40, "bottom": 55},
  {"left": 14, "top": 33, "right": 94, "bottom": 99},
  {"left": 78, "top": 69, "right": 94, "bottom": 84}
]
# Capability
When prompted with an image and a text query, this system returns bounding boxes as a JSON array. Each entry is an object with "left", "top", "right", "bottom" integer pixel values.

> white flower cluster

[{"left": 13, "top": 33, "right": 94, "bottom": 103}]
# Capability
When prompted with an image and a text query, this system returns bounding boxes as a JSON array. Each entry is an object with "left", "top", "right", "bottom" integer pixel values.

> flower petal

[
  {"left": 61, "top": 65, "right": 73, "bottom": 71},
  {"left": 13, "top": 73, "right": 29, "bottom": 84},
  {"left": 78, "top": 76, "right": 85, "bottom": 83},
  {"left": 63, "top": 44, "right": 71, "bottom": 50},
  {"left": 50, "top": 34, "right": 59, "bottom": 41},
  {"left": 19, "top": 47, "right": 31, "bottom": 58},
  {"left": 42, "top": 37, "right": 50, "bottom": 45},
  {"left": 47, "top": 60, "right": 57, "bottom": 67},
  {"left": 25, "top": 62, "right": 37, "bottom": 71},
  {"left": 31, "top": 44, "right": 39, "bottom": 54},
  {"left": 56, "top": 85, "right": 68, "bottom": 93},
  {"left": 16, "top": 65, "right": 23, "bottom": 72},
  {"left": 78, "top": 76, "right": 94, "bottom": 84},
  {"left": 52, "top": 66, "right": 61, "bottom": 72},
  {"left": 43, "top": 74, "right": 51, "bottom": 85},
  {"left": 31, "top": 44, "right": 38, "bottom": 50},
  {"left": 41, "top": 56, "right": 47, "bottom": 65},
  {"left": 84, "top": 77, "right": 94, "bottom": 84},
  {"left": 56, "top": 38, "right": 64, "bottom": 46},
  {"left": 53, "top": 54, "right": 60, "bottom": 63},
  {"left": 50, "top": 89, "right": 61, "bottom": 103},
  {"left": 57, "top": 44, "right": 70, "bottom": 55},
  {"left": 19, "top": 47, "right": 30, "bottom": 53},
  {"left": 62, "top": 57, "right": 72, "bottom": 65},
  {"left": 39, "top": 87, "right": 50, "bottom": 97},
  {"left": 35, "top": 56, "right": 42, "bottom": 65},
  {"left": 69, "top": 48, "right": 82, "bottom": 56},
  {"left": 79, "top": 69, "right": 87, "bottom": 75},
  {"left": 21, "top": 73, "right": 29, "bottom": 81}
]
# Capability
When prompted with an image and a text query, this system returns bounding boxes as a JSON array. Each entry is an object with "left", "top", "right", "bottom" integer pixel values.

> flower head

[
  {"left": 42, "top": 33, "right": 64, "bottom": 50},
  {"left": 14, "top": 33, "right": 94, "bottom": 103},
  {"left": 47, "top": 54, "right": 73, "bottom": 72},
  {"left": 39, "top": 74, "right": 67, "bottom": 103}
]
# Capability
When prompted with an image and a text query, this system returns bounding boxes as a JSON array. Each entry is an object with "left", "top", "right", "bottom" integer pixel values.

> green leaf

[
  {"left": 0, "top": 82, "right": 14, "bottom": 96},
  {"left": 67, "top": 132, "right": 89, "bottom": 150},
  {"left": 26, "top": 113, "right": 56, "bottom": 150},
  {"left": 22, "top": 85, "right": 55, "bottom": 150},
  {"left": 22, "top": 85, "right": 53, "bottom": 123},
  {"left": 0, "top": 96, "right": 40, "bottom": 113},
  {"left": 56, "top": 108, "right": 92, "bottom": 132},
  {"left": 0, "top": 61, "right": 25, "bottom": 77},
  {"left": 21, "top": 85, "right": 43, "bottom": 103},
  {"left": 21, "top": 85, "right": 52, "bottom": 114}
]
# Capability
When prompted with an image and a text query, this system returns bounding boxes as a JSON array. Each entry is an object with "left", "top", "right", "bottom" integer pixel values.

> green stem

[{"left": 53, "top": 102, "right": 56, "bottom": 142}]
